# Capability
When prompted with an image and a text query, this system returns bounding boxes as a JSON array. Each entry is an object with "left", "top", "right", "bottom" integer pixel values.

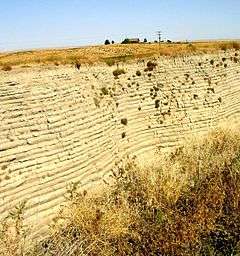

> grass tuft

[
  {"left": 1, "top": 64, "right": 12, "bottom": 71},
  {"left": 113, "top": 68, "right": 126, "bottom": 77}
]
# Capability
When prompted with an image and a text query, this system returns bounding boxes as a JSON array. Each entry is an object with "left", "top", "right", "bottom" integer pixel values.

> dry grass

[
  {"left": 1, "top": 64, "right": 12, "bottom": 71},
  {"left": 0, "top": 41, "right": 240, "bottom": 68},
  {"left": 144, "top": 60, "right": 158, "bottom": 72},
  {"left": 1, "top": 127, "right": 240, "bottom": 255},
  {"left": 113, "top": 68, "right": 126, "bottom": 77}
]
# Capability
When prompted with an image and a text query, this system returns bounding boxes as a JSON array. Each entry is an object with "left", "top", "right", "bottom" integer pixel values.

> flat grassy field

[{"left": 0, "top": 41, "right": 239, "bottom": 69}]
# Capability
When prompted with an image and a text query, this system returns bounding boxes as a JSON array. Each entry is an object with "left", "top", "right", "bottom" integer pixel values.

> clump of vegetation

[
  {"left": 104, "top": 58, "right": 116, "bottom": 66},
  {"left": 0, "top": 201, "right": 28, "bottom": 256},
  {"left": 210, "top": 59, "right": 214, "bottom": 65},
  {"left": 136, "top": 70, "right": 141, "bottom": 76},
  {"left": 20, "top": 65, "right": 31, "bottom": 68},
  {"left": 220, "top": 44, "right": 228, "bottom": 51},
  {"left": 1, "top": 128, "right": 240, "bottom": 256},
  {"left": 93, "top": 97, "right": 100, "bottom": 108},
  {"left": 187, "top": 43, "right": 197, "bottom": 51},
  {"left": 1, "top": 64, "right": 12, "bottom": 71},
  {"left": 101, "top": 87, "right": 109, "bottom": 95},
  {"left": 104, "top": 55, "right": 133, "bottom": 67},
  {"left": 144, "top": 61, "right": 157, "bottom": 72},
  {"left": 155, "top": 99, "right": 160, "bottom": 108},
  {"left": 232, "top": 41, "right": 240, "bottom": 50},
  {"left": 121, "top": 132, "right": 126, "bottom": 138},
  {"left": 120, "top": 118, "right": 128, "bottom": 125},
  {"left": 233, "top": 57, "right": 239, "bottom": 63},
  {"left": 113, "top": 68, "right": 126, "bottom": 77},
  {"left": 220, "top": 41, "right": 240, "bottom": 51},
  {"left": 147, "top": 61, "right": 157, "bottom": 69},
  {"left": 75, "top": 61, "right": 81, "bottom": 70},
  {"left": 185, "top": 73, "right": 190, "bottom": 79},
  {"left": 193, "top": 94, "right": 198, "bottom": 99}
]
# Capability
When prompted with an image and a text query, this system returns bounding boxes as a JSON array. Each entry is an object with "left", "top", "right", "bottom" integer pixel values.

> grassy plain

[{"left": 0, "top": 41, "right": 239, "bottom": 69}]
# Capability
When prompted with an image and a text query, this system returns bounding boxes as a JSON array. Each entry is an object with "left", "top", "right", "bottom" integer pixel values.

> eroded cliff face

[{"left": 0, "top": 51, "right": 240, "bottom": 235}]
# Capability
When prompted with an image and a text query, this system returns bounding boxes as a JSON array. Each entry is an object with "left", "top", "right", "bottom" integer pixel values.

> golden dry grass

[
  {"left": 0, "top": 41, "right": 239, "bottom": 68},
  {"left": 1, "top": 126, "right": 240, "bottom": 256}
]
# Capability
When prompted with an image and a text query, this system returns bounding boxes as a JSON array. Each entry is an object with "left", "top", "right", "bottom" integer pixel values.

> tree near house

[{"left": 104, "top": 39, "right": 110, "bottom": 45}]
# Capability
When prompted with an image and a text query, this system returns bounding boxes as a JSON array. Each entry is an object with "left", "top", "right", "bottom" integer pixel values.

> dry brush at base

[{"left": 1, "top": 127, "right": 240, "bottom": 256}]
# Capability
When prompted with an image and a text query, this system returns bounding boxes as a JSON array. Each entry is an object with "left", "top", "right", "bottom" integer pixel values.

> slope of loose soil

[{"left": 0, "top": 49, "right": 240, "bottom": 239}]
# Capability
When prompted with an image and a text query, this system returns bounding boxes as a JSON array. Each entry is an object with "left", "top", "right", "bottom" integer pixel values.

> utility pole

[{"left": 156, "top": 31, "right": 162, "bottom": 44}]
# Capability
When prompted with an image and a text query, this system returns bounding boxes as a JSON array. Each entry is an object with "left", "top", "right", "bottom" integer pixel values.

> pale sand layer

[{"left": 0, "top": 51, "right": 240, "bottom": 236}]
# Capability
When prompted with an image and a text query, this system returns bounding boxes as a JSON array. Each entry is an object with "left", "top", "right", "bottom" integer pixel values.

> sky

[{"left": 0, "top": 0, "right": 239, "bottom": 51}]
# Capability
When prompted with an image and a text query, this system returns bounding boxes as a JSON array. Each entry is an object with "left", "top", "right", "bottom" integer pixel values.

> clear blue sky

[{"left": 0, "top": 0, "right": 239, "bottom": 51}]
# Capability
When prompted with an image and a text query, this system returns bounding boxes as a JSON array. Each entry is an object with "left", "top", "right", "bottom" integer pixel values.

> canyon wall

[{"left": 0, "top": 51, "right": 240, "bottom": 236}]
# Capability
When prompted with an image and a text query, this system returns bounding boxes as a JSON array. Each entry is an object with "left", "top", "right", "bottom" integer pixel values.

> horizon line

[{"left": 1, "top": 38, "right": 240, "bottom": 54}]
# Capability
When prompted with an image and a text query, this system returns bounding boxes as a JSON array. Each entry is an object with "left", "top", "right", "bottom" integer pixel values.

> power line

[{"left": 156, "top": 31, "right": 162, "bottom": 44}]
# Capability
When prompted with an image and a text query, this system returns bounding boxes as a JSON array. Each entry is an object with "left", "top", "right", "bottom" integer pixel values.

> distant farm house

[
  {"left": 122, "top": 38, "right": 140, "bottom": 44},
  {"left": 129, "top": 38, "right": 140, "bottom": 43}
]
